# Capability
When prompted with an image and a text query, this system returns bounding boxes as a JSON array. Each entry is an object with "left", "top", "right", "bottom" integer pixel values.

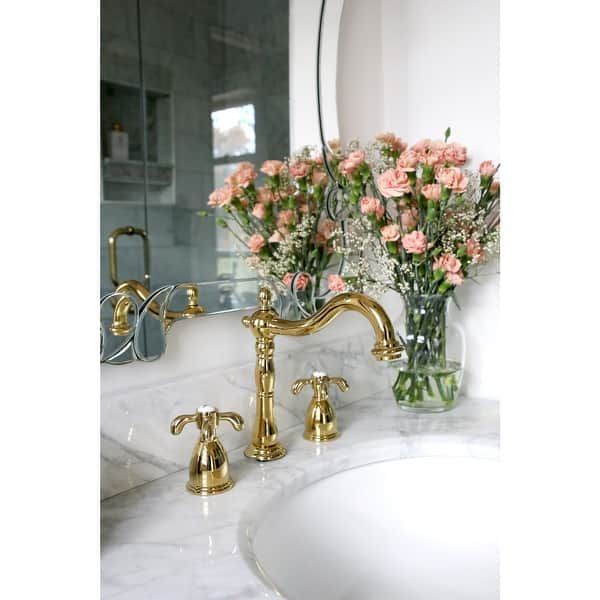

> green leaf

[
  {"left": 444, "top": 127, "right": 451, "bottom": 142},
  {"left": 216, "top": 218, "right": 228, "bottom": 228}
]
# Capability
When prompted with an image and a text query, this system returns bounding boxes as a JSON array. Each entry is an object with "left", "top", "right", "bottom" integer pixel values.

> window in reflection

[{"left": 211, "top": 104, "right": 256, "bottom": 159}]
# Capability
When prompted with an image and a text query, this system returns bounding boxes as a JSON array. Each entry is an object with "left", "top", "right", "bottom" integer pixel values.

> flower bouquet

[
  {"left": 206, "top": 148, "right": 345, "bottom": 316},
  {"left": 329, "top": 129, "right": 500, "bottom": 411}
]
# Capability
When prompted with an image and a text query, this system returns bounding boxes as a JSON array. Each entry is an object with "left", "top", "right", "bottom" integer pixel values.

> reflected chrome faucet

[{"left": 242, "top": 287, "right": 403, "bottom": 461}]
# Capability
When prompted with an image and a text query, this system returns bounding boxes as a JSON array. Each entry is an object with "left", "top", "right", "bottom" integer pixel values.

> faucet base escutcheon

[{"left": 243, "top": 443, "right": 287, "bottom": 462}]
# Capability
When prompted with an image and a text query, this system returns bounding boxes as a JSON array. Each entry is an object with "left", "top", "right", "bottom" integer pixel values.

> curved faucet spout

[
  {"left": 241, "top": 287, "right": 403, "bottom": 462},
  {"left": 267, "top": 292, "right": 403, "bottom": 361}
]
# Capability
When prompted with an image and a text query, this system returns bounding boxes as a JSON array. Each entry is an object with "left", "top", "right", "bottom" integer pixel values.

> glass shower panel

[
  {"left": 140, "top": 0, "right": 290, "bottom": 310},
  {"left": 100, "top": 0, "right": 148, "bottom": 299}
]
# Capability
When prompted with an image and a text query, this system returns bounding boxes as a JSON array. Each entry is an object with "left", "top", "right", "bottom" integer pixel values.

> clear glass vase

[{"left": 392, "top": 294, "right": 465, "bottom": 412}]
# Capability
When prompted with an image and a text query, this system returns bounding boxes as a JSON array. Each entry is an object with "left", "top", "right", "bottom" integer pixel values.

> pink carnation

[
  {"left": 277, "top": 209, "right": 295, "bottom": 227},
  {"left": 466, "top": 238, "right": 486, "bottom": 263},
  {"left": 400, "top": 208, "right": 419, "bottom": 231},
  {"left": 396, "top": 149, "right": 420, "bottom": 172},
  {"left": 412, "top": 139, "right": 446, "bottom": 167},
  {"left": 433, "top": 253, "right": 462, "bottom": 274},
  {"left": 327, "top": 274, "right": 346, "bottom": 293},
  {"left": 375, "top": 132, "right": 407, "bottom": 153},
  {"left": 376, "top": 168, "right": 412, "bottom": 197},
  {"left": 260, "top": 160, "right": 285, "bottom": 177},
  {"left": 283, "top": 272, "right": 309, "bottom": 291},
  {"left": 381, "top": 223, "right": 401, "bottom": 242},
  {"left": 247, "top": 233, "right": 265, "bottom": 253},
  {"left": 252, "top": 203, "right": 266, "bottom": 219},
  {"left": 208, "top": 186, "right": 233, "bottom": 207},
  {"left": 490, "top": 180, "right": 500, "bottom": 194},
  {"left": 479, "top": 160, "right": 497, "bottom": 177},
  {"left": 443, "top": 143, "right": 467, "bottom": 166},
  {"left": 436, "top": 167, "right": 469, "bottom": 193},
  {"left": 445, "top": 271, "right": 464, "bottom": 286},
  {"left": 318, "top": 219, "right": 338, "bottom": 240},
  {"left": 228, "top": 162, "right": 256, "bottom": 188},
  {"left": 312, "top": 169, "right": 328, "bottom": 186},
  {"left": 359, "top": 196, "right": 385, "bottom": 219},
  {"left": 339, "top": 150, "right": 365, "bottom": 177},
  {"left": 289, "top": 161, "right": 311, "bottom": 179},
  {"left": 256, "top": 186, "right": 274, "bottom": 205},
  {"left": 421, "top": 183, "right": 442, "bottom": 201},
  {"left": 401, "top": 230, "right": 427, "bottom": 254}
]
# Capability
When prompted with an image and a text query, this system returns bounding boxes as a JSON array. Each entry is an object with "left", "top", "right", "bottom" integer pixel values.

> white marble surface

[
  {"left": 101, "top": 392, "right": 498, "bottom": 599},
  {"left": 101, "top": 332, "right": 387, "bottom": 499}
]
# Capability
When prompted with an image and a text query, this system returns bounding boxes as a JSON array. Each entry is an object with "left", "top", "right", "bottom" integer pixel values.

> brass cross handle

[
  {"left": 171, "top": 406, "right": 244, "bottom": 441},
  {"left": 170, "top": 406, "right": 244, "bottom": 496},
  {"left": 292, "top": 373, "right": 349, "bottom": 399},
  {"left": 292, "top": 372, "right": 349, "bottom": 442}
]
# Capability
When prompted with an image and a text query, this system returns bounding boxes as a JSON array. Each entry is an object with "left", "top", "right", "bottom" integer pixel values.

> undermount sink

[{"left": 251, "top": 456, "right": 499, "bottom": 600}]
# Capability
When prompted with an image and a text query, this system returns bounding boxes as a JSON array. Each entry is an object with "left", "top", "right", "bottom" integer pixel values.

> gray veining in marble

[{"left": 101, "top": 392, "right": 498, "bottom": 599}]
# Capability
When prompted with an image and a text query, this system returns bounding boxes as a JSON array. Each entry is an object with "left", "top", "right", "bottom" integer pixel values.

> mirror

[
  {"left": 328, "top": 0, "right": 498, "bottom": 158},
  {"left": 100, "top": 0, "right": 344, "bottom": 362}
]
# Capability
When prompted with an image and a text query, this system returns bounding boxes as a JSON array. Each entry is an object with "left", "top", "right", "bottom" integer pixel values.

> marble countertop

[{"left": 101, "top": 392, "right": 499, "bottom": 599}]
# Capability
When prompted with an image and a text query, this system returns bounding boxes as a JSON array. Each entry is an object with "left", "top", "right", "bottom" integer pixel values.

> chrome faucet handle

[
  {"left": 292, "top": 372, "right": 349, "bottom": 442},
  {"left": 170, "top": 406, "right": 244, "bottom": 495}
]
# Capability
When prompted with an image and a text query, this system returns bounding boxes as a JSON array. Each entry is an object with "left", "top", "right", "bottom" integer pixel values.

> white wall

[
  {"left": 289, "top": 0, "right": 342, "bottom": 150},
  {"left": 381, "top": 0, "right": 499, "bottom": 160},
  {"left": 337, "top": 0, "right": 500, "bottom": 398}
]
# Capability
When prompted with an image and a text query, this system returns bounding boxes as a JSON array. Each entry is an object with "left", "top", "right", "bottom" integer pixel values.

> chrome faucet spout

[{"left": 242, "top": 287, "right": 403, "bottom": 461}]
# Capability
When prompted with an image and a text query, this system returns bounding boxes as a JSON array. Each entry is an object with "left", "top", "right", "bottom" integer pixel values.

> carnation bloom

[
  {"left": 288, "top": 161, "right": 311, "bottom": 179},
  {"left": 396, "top": 149, "right": 420, "bottom": 172},
  {"left": 436, "top": 167, "right": 469, "bottom": 193},
  {"left": 400, "top": 208, "right": 419, "bottom": 231},
  {"left": 443, "top": 143, "right": 467, "bottom": 166},
  {"left": 256, "top": 186, "right": 274, "bottom": 204},
  {"left": 381, "top": 223, "right": 401, "bottom": 242},
  {"left": 283, "top": 271, "right": 309, "bottom": 291},
  {"left": 466, "top": 238, "right": 486, "bottom": 263},
  {"left": 376, "top": 168, "right": 412, "bottom": 197},
  {"left": 327, "top": 274, "right": 346, "bottom": 293},
  {"left": 277, "top": 209, "right": 295, "bottom": 227},
  {"left": 421, "top": 183, "right": 442, "bottom": 201},
  {"left": 260, "top": 160, "right": 285, "bottom": 177},
  {"left": 228, "top": 161, "right": 256, "bottom": 188},
  {"left": 433, "top": 253, "right": 462, "bottom": 273},
  {"left": 376, "top": 132, "right": 407, "bottom": 153},
  {"left": 401, "top": 230, "right": 427, "bottom": 254},
  {"left": 490, "top": 180, "right": 500, "bottom": 194},
  {"left": 479, "top": 160, "right": 497, "bottom": 177},
  {"left": 208, "top": 186, "right": 233, "bottom": 207},
  {"left": 247, "top": 233, "right": 265, "bottom": 253},
  {"left": 252, "top": 203, "right": 266, "bottom": 219},
  {"left": 339, "top": 150, "right": 365, "bottom": 177},
  {"left": 312, "top": 169, "right": 328, "bottom": 186},
  {"left": 318, "top": 219, "right": 338, "bottom": 240},
  {"left": 359, "top": 196, "right": 385, "bottom": 219},
  {"left": 445, "top": 271, "right": 464, "bottom": 286},
  {"left": 412, "top": 139, "right": 446, "bottom": 167}
]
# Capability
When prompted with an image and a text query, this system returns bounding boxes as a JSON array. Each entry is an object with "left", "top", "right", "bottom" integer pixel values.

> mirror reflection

[{"left": 100, "top": 0, "right": 292, "bottom": 313}]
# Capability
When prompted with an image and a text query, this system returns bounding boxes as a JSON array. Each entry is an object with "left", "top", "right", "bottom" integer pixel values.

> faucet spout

[
  {"left": 266, "top": 292, "right": 403, "bottom": 361},
  {"left": 241, "top": 287, "right": 403, "bottom": 461}
]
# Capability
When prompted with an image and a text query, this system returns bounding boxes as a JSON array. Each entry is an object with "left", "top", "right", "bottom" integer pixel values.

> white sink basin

[{"left": 252, "top": 456, "right": 498, "bottom": 600}]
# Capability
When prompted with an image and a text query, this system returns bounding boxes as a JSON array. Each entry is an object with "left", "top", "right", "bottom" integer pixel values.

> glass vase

[{"left": 392, "top": 294, "right": 465, "bottom": 412}]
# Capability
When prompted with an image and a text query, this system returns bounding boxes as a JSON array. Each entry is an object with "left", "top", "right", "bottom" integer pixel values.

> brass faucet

[
  {"left": 110, "top": 281, "right": 204, "bottom": 336},
  {"left": 292, "top": 372, "right": 349, "bottom": 442},
  {"left": 170, "top": 406, "right": 244, "bottom": 495},
  {"left": 242, "top": 287, "right": 403, "bottom": 461}
]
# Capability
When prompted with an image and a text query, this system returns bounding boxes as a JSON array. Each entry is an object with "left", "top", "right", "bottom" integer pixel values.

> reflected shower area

[{"left": 100, "top": 0, "right": 290, "bottom": 312}]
